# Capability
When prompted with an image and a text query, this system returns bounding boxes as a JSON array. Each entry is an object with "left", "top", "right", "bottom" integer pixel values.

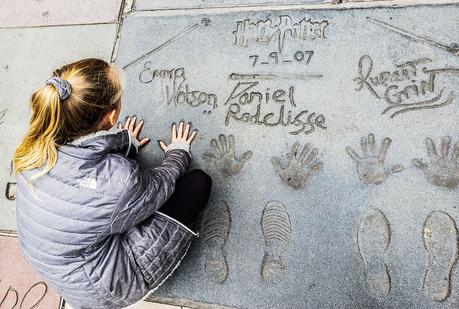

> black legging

[{"left": 159, "top": 169, "right": 212, "bottom": 227}]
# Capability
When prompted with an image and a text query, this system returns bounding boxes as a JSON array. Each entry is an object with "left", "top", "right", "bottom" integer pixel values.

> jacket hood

[{"left": 58, "top": 128, "right": 134, "bottom": 159}]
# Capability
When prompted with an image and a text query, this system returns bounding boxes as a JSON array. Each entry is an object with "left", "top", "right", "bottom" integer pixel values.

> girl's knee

[{"left": 188, "top": 169, "right": 212, "bottom": 190}]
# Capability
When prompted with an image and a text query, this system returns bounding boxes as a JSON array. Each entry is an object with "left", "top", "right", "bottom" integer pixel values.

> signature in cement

[
  {"left": 224, "top": 81, "right": 326, "bottom": 135},
  {"left": 233, "top": 15, "right": 329, "bottom": 54},
  {"left": 354, "top": 55, "right": 459, "bottom": 118},
  {"left": 139, "top": 64, "right": 217, "bottom": 111}
]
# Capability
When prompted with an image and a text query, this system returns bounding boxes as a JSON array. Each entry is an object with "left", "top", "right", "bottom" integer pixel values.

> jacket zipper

[{"left": 155, "top": 211, "right": 198, "bottom": 236}]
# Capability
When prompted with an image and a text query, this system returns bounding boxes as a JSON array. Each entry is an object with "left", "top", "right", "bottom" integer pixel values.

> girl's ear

[{"left": 108, "top": 107, "right": 119, "bottom": 127}]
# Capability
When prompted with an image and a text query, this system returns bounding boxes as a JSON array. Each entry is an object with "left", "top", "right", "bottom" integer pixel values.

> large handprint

[
  {"left": 413, "top": 137, "right": 459, "bottom": 189},
  {"left": 203, "top": 134, "right": 252, "bottom": 178},
  {"left": 271, "top": 143, "right": 323, "bottom": 189},
  {"left": 346, "top": 133, "right": 404, "bottom": 185}
]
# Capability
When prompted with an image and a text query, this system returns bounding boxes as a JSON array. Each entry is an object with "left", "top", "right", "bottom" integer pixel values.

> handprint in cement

[
  {"left": 271, "top": 143, "right": 323, "bottom": 189},
  {"left": 203, "top": 134, "right": 252, "bottom": 178},
  {"left": 413, "top": 137, "right": 459, "bottom": 189},
  {"left": 346, "top": 133, "right": 404, "bottom": 185}
]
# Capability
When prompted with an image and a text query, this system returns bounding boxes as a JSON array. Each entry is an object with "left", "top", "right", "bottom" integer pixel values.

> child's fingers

[
  {"left": 139, "top": 138, "right": 150, "bottom": 146},
  {"left": 118, "top": 123, "right": 122, "bottom": 129},
  {"left": 129, "top": 116, "right": 136, "bottom": 132},
  {"left": 178, "top": 121, "right": 184, "bottom": 138},
  {"left": 186, "top": 130, "right": 197, "bottom": 144},
  {"left": 183, "top": 123, "right": 190, "bottom": 139},
  {"left": 133, "top": 120, "right": 143, "bottom": 137},
  {"left": 124, "top": 117, "right": 131, "bottom": 129},
  {"left": 158, "top": 141, "right": 167, "bottom": 151},
  {"left": 171, "top": 123, "right": 177, "bottom": 141}
]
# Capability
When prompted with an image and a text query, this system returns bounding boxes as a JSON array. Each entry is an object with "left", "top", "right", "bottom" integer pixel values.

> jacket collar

[{"left": 58, "top": 128, "right": 133, "bottom": 159}]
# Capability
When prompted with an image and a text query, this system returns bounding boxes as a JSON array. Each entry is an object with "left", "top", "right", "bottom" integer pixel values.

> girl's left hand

[
  {"left": 158, "top": 121, "right": 197, "bottom": 151},
  {"left": 119, "top": 116, "right": 150, "bottom": 146}
]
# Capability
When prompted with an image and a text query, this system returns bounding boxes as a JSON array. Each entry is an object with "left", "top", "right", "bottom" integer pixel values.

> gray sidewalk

[{"left": 1, "top": 1, "right": 458, "bottom": 309}]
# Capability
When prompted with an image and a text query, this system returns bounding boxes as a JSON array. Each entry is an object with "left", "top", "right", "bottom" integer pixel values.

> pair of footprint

[
  {"left": 358, "top": 209, "right": 459, "bottom": 302},
  {"left": 200, "top": 201, "right": 291, "bottom": 284}
]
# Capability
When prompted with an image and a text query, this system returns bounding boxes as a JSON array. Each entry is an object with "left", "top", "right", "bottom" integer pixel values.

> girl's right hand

[
  {"left": 119, "top": 116, "right": 150, "bottom": 146},
  {"left": 159, "top": 121, "right": 197, "bottom": 151}
]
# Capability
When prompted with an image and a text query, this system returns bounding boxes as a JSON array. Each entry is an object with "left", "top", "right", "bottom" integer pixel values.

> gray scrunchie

[{"left": 45, "top": 76, "right": 72, "bottom": 100}]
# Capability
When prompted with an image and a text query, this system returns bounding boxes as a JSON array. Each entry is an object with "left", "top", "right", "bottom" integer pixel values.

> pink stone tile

[
  {"left": 0, "top": 233, "right": 63, "bottom": 308},
  {"left": 0, "top": 0, "right": 123, "bottom": 28}
]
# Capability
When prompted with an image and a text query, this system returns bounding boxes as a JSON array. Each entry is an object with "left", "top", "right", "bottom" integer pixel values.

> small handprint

[
  {"left": 412, "top": 136, "right": 459, "bottom": 189},
  {"left": 203, "top": 134, "right": 252, "bottom": 178},
  {"left": 271, "top": 142, "right": 323, "bottom": 190},
  {"left": 346, "top": 133, "right": 404, "bottom": 185},
  {"left": 0, "top": 109, "right": 6, "bottom": 125}
]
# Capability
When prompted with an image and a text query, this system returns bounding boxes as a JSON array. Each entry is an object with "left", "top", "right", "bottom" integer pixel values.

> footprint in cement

[
  {"left": 357, "top": 209, "right": 391, "bottom": 298},
  {"left": 261, "top": 201, "right": 292, "bottom": 284},
  {"left": 423, "top": 211, "right": 458, "bottom": 302},
  {"left": 201, "top": 201, "right": 232, "bottom": 283}
]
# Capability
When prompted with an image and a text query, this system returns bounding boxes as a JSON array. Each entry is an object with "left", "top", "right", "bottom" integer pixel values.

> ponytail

[
  {"left": 13, "top": 58, "right": 122, "bottom": 180},
  {"left": 13, "top": 84, "right": 62, "bottom": 180}
]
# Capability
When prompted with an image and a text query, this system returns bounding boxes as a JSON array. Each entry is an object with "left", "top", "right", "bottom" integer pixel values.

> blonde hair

[{"left": 13, "top": 58, "right": 122, "bottom": 180}]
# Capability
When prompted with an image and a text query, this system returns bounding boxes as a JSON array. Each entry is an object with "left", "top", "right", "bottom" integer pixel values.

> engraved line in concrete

[
  {"left": 388, "top": 93, "right": 455, "bottom": 118},
  {"left": 123, "top": 22, "right": 201, "bottom": 69},
  {"left": 229, "top": 73, "right": 323, "bottom": 80},
  {"left": 0, "top": 109, "right": 6, "bottom": 125},
  {"left": 366, "top": 17, "right": 459, "bottom": 57}
]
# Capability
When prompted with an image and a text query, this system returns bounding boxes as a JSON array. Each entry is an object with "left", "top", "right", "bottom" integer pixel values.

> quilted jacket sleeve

[{"left": 109, "top": 149, "right": 191, "bottom": 233}]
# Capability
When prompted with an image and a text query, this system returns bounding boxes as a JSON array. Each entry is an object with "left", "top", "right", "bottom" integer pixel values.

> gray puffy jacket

[{"left": 16, "top": 129, "right": 197, "bottom": 309}]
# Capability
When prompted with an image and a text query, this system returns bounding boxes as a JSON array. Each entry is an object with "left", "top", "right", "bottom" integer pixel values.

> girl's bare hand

[
  {"left": 159, "top": 121, "right": 197, "bottom": 151},
  {"left": 119, "top": 116, "right": 150, "bottom": 146}
]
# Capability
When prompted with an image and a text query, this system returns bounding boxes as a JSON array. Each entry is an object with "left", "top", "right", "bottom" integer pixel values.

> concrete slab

[
  {"left": 0, "top": 0, "right": 123, "bottom": 28},
  {"left": 0, "top": 232, "right": 63, "bottom": 308},
  {"left": 0, "top": 23, "right": 117, "bottom": 231},
  {"left": 115, "top": 3, "right": 459, "bottom": 309}
]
